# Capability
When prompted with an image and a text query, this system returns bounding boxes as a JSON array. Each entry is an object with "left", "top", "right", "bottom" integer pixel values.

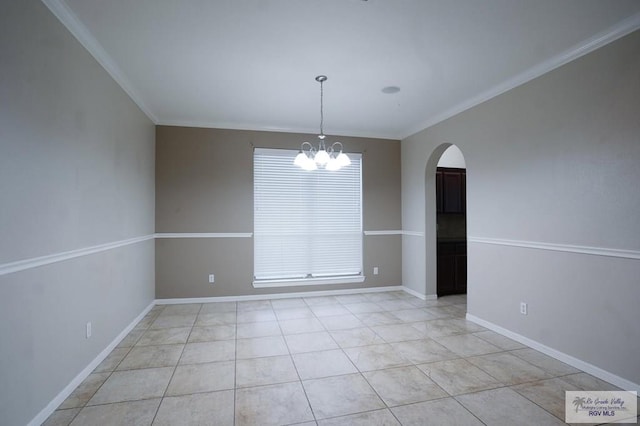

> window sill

[{"left": 252, "top": 275, "right": 365, "bottom": 288}]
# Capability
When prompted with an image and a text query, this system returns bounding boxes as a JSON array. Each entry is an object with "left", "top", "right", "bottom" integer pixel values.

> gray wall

[
  {"left": 402, "top": 30, "right": 640, "bottom": 385},
  {"left": 0, "top": 1, "right": 156, "bottom": 424},
  {"left": 156, "top": 126, "right": 401, "bottom": 298}
]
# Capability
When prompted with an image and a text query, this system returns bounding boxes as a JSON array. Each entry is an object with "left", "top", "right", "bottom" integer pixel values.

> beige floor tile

[
  {"left": 199, "top": 301, "right": 237, "bottom": 313},
  {"left": 456, "top": 387, "right": 565, "bottom": 425},
  {"left": 510, "top": 348, "right": 581, "bottom": 376},
  {"left": 317, "top": 408, "right": 400, "bottom": 425},
  {"left": 319, "top": 314, "right": 364, "bottom": 331},
  {"left": 88, "top": 367, "right": 173, "bottom": 405},
  {"left": 236, "top": 335, "right": 289, "bottom": 359},
  {"left": 473, "top": 330, "right": 527, "bottom": 350},
  {"left": 237, "top": 308, "right": 277, "bottom": 323},
  {"left": 42, "top": 408, "right": 80, "bottom": 426},
  {"left": 196, "top": 312, "right": 237, "bottom": 326},
  {"left": 116, "top": 344, "right": 183, "bottom": 370},
  {"left": 436, "top": 305, "right": 467, "bottom": 317},
  {"left": 179, "top": 340, "right": 235, "bottom": 364},
  {"left": 512, "top": 377, "right": 582, "bottom": 420},
  {"left": 59, "top": 373, "right": 110, "bottom": 409},
  {"left": 188, "top": 324, "right": 236, "bottom": 342},
  {"left": 561, "top": 372, "right": 622, "bottom": 391},
  {"left": 392, "top": 308, "right": 439, "bottom": 322},
  {"left": 116, "top": 329, "right": 145, "bottom": 348},
  {"left": 236, "top": 321, "right": 281, "bottom": 339},
  {"left": 410, "top": 319, "right": 467, "bottom": 338},
  {"left": 236, "top": 355, "right": 299, "bottom": 387},
  {"left": 237, "top": 300, "right": 272, "bottom": 312},
  {"left": 424, "top": 306, "right": 458, "bottom": 319},
  {"left": 330, "top": 327, "right": 385, "bottom": 348},
  {"left": 285, "top": 331, "right": 339, "bottom": 354},
  {"left": 363, "top": 366, "right": 447, "bottom": 406},
  {"left": 274, "top": 307, "right": 315, "bottom": 321},
  {"left": 235, "top": 382, "right": 314, "bottom": 426},
  {"left": 437, "top": 333, "right": 502, "bottom": 357},
  {"left": 417, "top": 358, "right": 503, "bottom": 395},
  {"left": 292, "top": 349, "right": 358, "bottom": 380},
  {"left": 136, "top": 327, "right": 191, "bottom": 346},
  {"left": 166, "top": 361, "right": 235, "bottom": 396},
  {"left": 93, "top": 348, "right": 130, "bottom": 372},
  {"left": 150, "top": 313, "right": 197, "bottom": 329},
  {"left": 133, "top": 316, "right": 155, "bottom": 330},
  {"left": 391, "top": 397, "right": 484, "bottom": 426},
  {"left": 375, "top": 299, "right": 417, "bottom": 311},
  {"left": 270, "top": 298, "right": 307, "bottom": 310},
  {"left": 154, "top": 390, "right": 234, "bottom": 426},
  {"left": 335, "top": 294, "right": 369, "bottom": 304},
  {"left": 364, "top": 292, "right": 401, "bottom": 302},
  {"left": 278, "top": 317, "right": 325, "bottom": 335},
  {"left": 355, "top": 311, "right": 403, "bottom": 327},
  {"left": 303, "top": 373, "right": 385, "bottom": 419},
  {"left": 303, "top": 295, "right": 340, "bottom": 306},
  {"left": 344, "top": 343, "right": 410, "bottom": 371},
  {"left": 391, "top": 339, "right": 458, "bottom": 364},
  {"left": 70, "top": 398, "right": 160, "bottom": 426},
  {"left": 446, "top": 318, "right": 487, "bottom": 333},
  {"left": 467, "top": 352, "right": 551, "bottom": 385},
  {"left": 343, "top": 302, "right": 384, "bottom": 314},
  {"left": 309, "top": 304, "right": 351, "bottom": 317},
  {"left": 160, "top": 304, "right": 202, "bottom": 315},
  {"left": 372, "top": 323, "right": 425, "bottom": 343}
]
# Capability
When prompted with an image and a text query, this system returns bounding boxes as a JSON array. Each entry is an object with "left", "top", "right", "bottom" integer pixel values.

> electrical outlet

[
  {"left": 520, "top": 302, "right": 528, "bottom": 315},
  {"left": 86, "top": 322, "right": 92, "bottom": 338},
  {"left": 208, "top": 274, "right": 215, "bottom": 283},
  {"left": 373, "top": 267, "right": 379, "bottom": 275}
]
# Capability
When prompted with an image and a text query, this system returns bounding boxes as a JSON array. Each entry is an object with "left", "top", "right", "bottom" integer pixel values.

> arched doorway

[{"left": 424, "top": 144, "right": 467, "bottom": 297}]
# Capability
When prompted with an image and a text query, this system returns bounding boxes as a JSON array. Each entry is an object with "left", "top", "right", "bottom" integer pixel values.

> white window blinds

[{"left": 254, "top": 148, "right": 363, "bottom": 281}]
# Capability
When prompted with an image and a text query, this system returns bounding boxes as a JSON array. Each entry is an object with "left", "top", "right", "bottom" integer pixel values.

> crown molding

[
  {"left": 41, "top": 0, "right": 158, "bottom": 123},
  {"left": 401, "top": 12, "right": 640, "bottom": 139},
  {"left": 158, "top": 119, "right": 401, "bottom": 141}
]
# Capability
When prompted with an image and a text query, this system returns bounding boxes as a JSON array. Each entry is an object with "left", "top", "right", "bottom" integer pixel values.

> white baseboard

[
  {"left": 156, "top": 285, "right": 404, "bottom": 304},
  {"left": 466, "top": 314, "right": 640, "bottom": 394},
  {"left": 28, "top": 301, "right": 156, "bottom": 426},
  {"left": 401, "top": 286, "right": 437, "bottom": 300}
]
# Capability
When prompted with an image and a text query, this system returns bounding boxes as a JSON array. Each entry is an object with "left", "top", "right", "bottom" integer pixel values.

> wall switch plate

[
  {"left": 520, "top": 302, "right": 528, "bottom": 315},
  {"left": 208, "top": 274, "right": 215, "bottom": 283},
  {"left": 373, "top": 267, "right": 379, "bottom": 275},
  {"left": 86, "top": 322, "right": 92, "bottom": 338}
]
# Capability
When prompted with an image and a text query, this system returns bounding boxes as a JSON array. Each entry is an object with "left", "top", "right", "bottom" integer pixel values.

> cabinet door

[
  {"left": 443, "top": 171, "right": 463, "bottom": 213},
  {"left": 437, "top": 242, "right": 457, "bottom": 296}
]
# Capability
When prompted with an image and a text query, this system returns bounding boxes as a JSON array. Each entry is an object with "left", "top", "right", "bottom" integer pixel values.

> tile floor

[{"left": 43, "top": 291, "right": 637, "bottom": 425}]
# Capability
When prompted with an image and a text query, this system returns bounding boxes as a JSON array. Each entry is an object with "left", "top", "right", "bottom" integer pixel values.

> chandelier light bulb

[
  {"left": 336, "top": 151, "right": 351, "bottom": 167},
  {"left": 294, "top": 75, "right": 351, "bottom": 171},
  {"left": 315, "top": 148, "right": 330, "bottom": 166}
]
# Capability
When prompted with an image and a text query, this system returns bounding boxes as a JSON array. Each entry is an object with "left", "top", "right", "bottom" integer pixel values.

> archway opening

[
  {"left": 424, "top": 144, "right": 467, "bottom": 298},
  {"left": 435, "top": 146, "right": 466, "bottom": 296}
]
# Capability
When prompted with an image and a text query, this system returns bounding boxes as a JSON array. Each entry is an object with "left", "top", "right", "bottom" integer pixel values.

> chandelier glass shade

[{"left": 294, "top": 75, "right": 351, "bottom": 171}]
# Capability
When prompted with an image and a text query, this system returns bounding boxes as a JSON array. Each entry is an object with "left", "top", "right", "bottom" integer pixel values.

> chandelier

[{"left": 294, "top": 75, "right": 351, "bottom": 171}]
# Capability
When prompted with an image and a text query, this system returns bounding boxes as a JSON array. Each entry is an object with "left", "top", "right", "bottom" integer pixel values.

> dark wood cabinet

[
  {"left": 436, "top": 168, "right": 466, "bottom": 214},
  {"left": 437, "top": 241, "right": 467, "bottom": 296}
]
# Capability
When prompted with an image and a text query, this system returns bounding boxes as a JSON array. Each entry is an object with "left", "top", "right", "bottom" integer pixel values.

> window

[{"left": 253, "top": 148, "right": 363, "bottom": 286}]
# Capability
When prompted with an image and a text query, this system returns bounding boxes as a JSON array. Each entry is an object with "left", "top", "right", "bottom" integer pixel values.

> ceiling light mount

[{"left": 294, "top": 76, "right": 351, "bottom": 171}]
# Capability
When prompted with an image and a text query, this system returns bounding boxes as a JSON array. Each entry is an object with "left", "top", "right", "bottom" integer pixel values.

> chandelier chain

[{"left": 319, "top": 78, "right": 324, "bottom": 137}]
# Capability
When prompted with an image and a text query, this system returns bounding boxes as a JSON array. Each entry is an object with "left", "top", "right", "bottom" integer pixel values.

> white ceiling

[{"left": 46, "top": 0, "right": 640, "bottom": 139}]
